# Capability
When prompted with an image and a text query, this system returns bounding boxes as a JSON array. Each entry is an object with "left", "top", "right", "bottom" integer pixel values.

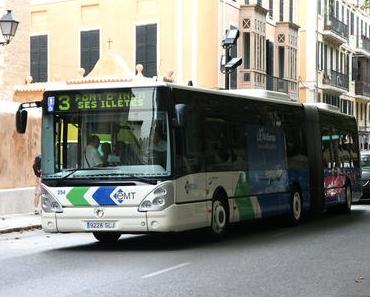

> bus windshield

[{"left": 42, "top": 87, "right": 171, "bottom": 180}]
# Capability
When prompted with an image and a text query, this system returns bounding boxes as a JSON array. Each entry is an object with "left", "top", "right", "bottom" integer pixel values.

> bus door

[
  {"left": 204, "top": 117, "right": 234, "bottom": 201},
  {"left": 175, "top": 108, "right": 208, "bottom": 216}
]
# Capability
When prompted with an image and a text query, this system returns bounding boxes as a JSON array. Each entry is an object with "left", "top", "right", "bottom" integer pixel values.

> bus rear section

[{"left": 304, "top": 104, "right": 361, "bottom": 214}]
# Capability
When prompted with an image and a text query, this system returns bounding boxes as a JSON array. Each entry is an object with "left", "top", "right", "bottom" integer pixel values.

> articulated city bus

[{"left": 16, "top": 81, "right": 361, "bottom": 243}]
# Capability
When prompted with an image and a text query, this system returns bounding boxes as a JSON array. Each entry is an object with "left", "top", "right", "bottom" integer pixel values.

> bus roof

[
  {"left": 43, "top": 80, "right": 168, "bottom": 92},
  {"left": 169, "top": 84, "right": 303, "bottom": 107},
  {"left": 41, "top": 81, "right": 355, "bottom": 120},
  {"left": 43, "top": 80, "right": 301, "bottom": 107}
]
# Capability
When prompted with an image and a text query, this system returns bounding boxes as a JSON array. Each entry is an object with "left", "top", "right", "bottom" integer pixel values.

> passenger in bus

[
  {"left": 322, "top": 142, "right": 331, "bottom": 169},
  {"left": 101, "top": 142, "right": 111, "bottom": 165},
  {"left": 32, "top": 155, "right": 42, "bottom": 215},
  {"left": 83, "top": 135, "right": 103, "bottom": 168},
  {"left": 152, "top": 125, "right": 167, "bottom": 167},
  {"left": 153, "top": 126, "right": 167, "bottom": 152}
]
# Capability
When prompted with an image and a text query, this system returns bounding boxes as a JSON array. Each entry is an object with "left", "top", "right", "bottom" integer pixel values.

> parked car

[{"left": 360, "top": 150, "right": 370, "bottom": 201}]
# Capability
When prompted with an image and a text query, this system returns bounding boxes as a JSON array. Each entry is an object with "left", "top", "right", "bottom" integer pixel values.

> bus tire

[
  {"left": 209, "top": 197, "right": 228, "bottom": 239},
  {"left": 288, "top": 189, "right": 303, "bottom": 226},
  {"left": 93, "top": 232, "right": 121, "bottom": 243},
  {"left": 337, "top": 185, "right": 352, "bottom": 214}
]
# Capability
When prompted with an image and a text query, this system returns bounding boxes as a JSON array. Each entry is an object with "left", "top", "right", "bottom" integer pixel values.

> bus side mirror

[
  {"left": 174, "top": 104, "right": 187, "bottom": 127},
  {"left": 16, "top": 109, "right": 28, "bottom": 134}
]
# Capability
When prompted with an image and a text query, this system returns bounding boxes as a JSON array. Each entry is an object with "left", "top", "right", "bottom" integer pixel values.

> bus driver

[{"left": 84, "top": 135, "right": 103, "bottom": 168}]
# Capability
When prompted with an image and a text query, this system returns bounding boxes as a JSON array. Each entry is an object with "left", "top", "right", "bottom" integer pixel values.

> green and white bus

[{"left": 16, "top": 80, "right": 361, "bottom": 243}]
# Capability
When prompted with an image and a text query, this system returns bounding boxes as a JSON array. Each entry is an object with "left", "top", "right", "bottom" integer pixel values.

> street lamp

[
  {"left": 0, "top": 10, "right": 19, "bottom": 46},
  {"left": 221, "top": 28, "right": 242, "bottom": 90}
]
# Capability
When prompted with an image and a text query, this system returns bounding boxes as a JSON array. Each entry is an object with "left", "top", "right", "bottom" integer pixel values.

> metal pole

[{"left": 225, "top": 46, "right": 230, "bottom": 90}]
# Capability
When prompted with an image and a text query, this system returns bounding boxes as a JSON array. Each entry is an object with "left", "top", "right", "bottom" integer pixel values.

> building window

[
  {"left": 136, "top": 24, "right": 157, "bottom": 78},
  {"left": 318, "top": 42, "right": 323, "bottom": 71},
  {"left": 357, "top": 16, "right": 359, "bottom": 47},
  {"left": 266, "top": 39, "right": 274, "bottom": 76},
  {"left": 269, "top": 0, "right": 273, "bottom": 18},
  {"left": 279, "top": 46, "right": 285, "bottom": 78},
  {"left": 350, "top": 12, "right": 354, "bottom": 35},
  {"left": 289, "top": 0, "right": 293, "bottom": 22},
  {"left": 80, "top": 30, "right": 100, "bottom": 76},
  {"left": 243, "top": 32, "right": 250, "bottom": 69},
  {"left": 230, "top": 25, "right": 238, "bottom": 89},
  {"left": 280, "top": 0, "right": 284, "bottom": 21},
  {"left": 365, "top": 22, "right": 368, "bottom": 37},
  {"left": 347, "top": 8, "right": 349, "bottom": 26},
  {"left": 330, "top": 47, "right": 333, "bottom": 71},
  {"left": 30, "top": 35, "right": 48, "bottom": 83}
]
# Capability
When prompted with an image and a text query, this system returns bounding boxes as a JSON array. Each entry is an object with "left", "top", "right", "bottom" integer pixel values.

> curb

[{"left": 0, "top": 224, "right": 42, "bottom": 235}]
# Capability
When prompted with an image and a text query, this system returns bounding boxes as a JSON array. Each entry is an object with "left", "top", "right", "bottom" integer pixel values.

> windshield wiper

[
  {"left": 119, "top": 174, "right": 157, "bottom": 185},
  {"left": 57, "top": 169, "right": 158, "bottom": 184},
  {"left": 60, "top": 167, "right": 110, "bottom": 180}
]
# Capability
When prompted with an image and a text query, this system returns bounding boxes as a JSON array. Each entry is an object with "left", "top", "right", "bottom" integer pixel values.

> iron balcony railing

[
  {"left": 358, "top": 126, "right": 370, "bottom": 133},
  {"left": 355, "top": 81, "right": 370, "bottom": 97},
  {"left": 324, "top": 15, "right": 349, "bottom": 41},
  {"left": 322, "top": 70, "right": 349, "bottom": 91},
  {"left": 266, "top": 75, "right": 288, "bottom": 93},
  {"left": 359, "top": 35, "right": 370, "bottom": 54}
]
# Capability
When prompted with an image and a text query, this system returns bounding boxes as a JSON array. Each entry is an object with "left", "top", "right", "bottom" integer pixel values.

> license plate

[{"left": 86, "top": 221, "right": 116, "bottom": 230}]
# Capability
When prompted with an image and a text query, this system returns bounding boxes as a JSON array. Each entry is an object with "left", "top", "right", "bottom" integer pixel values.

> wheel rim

[
  {"left": 212, "top": 200, "right": 226, "bottom": 234},
  {"left": 292, "top": 192, "right": 302, "bottom": 221},
  {"left": 346, "top": 187, "right": 352, "bottom": 209}
]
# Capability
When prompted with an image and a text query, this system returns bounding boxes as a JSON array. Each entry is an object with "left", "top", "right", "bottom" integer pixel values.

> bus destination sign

[{"left": 46, "top": 91, "right": 144, "bottom": 112}]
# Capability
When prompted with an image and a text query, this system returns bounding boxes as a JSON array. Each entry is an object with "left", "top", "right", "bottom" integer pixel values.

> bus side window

[
  {"left": 204, "top": 118, "right": 232, "bottom": 171},
  {"left": 183, "top": 110, "right": 203, "bottom": 173},
  {"left": 285, "top": 127, "right": 308, "bottom": 168},
  {"left": 349, "top": 135, "right": 359, "bottom": 168},
  {"left": 231, "top": 123, "right": 247, "bottom": 171},
  {"left": 321, "top": 127, "right": 333, "bottom": 169},
  {"left": 338, "top": 132, "right": 351, "bottom": 168}
]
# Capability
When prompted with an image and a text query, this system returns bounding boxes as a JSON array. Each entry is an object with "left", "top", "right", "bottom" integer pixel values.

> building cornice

[
  {"left": 240, "top": 4, "right": 268, "bottom": 16},
  {"left": 276, "top": 21, "right": 300, "bottom": 31}
]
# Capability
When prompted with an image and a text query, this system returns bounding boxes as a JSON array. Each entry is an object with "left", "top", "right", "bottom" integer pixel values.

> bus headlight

[
  {"left": 41, "top": 189, "right": 63, "bottom": 213},
  {"left": 138, "top": 182, "right": 174, "bottom": 212}
]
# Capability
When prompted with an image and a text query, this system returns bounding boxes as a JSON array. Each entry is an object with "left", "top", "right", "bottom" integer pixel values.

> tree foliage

[{"left": 362, "top": 0, "right": 370, "bottom": 9}]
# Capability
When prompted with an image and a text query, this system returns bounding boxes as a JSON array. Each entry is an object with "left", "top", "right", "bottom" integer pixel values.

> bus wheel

[
  {"left": 93, "top": 232, "right": 121, "bottom": 244},
  {"left": 288, "top": 190, "right": 303, "bottom": 225},
  {"left": 210, "top": 198, "right": 228, "bottom": 238},
  {"left": 338, "top": 185, "right": 352, "bottom": 214}
]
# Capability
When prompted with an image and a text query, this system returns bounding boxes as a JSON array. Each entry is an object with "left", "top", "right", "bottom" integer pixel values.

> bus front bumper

[{"left": 42, "top": 202, "right": 210, "bottom": 233}]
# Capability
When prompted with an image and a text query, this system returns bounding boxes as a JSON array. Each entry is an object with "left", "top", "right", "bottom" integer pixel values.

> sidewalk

[{"left": 0, "top": 213, "right": 41, "bottom": 234}]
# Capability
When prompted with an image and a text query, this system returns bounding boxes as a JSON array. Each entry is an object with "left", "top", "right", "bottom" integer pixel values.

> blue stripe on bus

[{"left": 91, "top": 187, "right": 117, "bottom": 206}]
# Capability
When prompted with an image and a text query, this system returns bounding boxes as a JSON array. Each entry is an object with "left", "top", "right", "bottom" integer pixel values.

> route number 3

[{"left": 58, "top": 95, "right": 70, "bottom": 111}]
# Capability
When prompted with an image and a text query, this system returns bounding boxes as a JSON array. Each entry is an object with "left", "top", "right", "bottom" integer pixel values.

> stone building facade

[{"left": 0, "top": 0, "right": 41, "bottom": 214}]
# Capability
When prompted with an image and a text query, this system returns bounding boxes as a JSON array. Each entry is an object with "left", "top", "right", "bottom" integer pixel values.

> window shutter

[
  {"left": 136, "top": 24, "right": 157, "bottom": 77},
  {"left": 146, "top": 24, "right": 157, "bottom": 77},
  {"left": 30, "top": 35, "right": 48, "bottom": 82},
  {"left": 81, "top": 30, "right": 100, "bottom": 76}
]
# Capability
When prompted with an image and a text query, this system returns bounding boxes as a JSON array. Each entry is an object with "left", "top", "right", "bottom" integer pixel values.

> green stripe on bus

[
  {"left": 234, "top": 172, "right": 255, "bottom": 220},
  {"left": 235, "top": 197, "right": 255, "bottom": 220},
  {"left": 66, "top": 187, "right": 90, "bottom": 206}
]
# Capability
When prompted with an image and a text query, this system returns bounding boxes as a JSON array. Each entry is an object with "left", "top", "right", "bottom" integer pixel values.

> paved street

[{"left": 1, "top": 205, "right": 370, "bottom": 297}]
